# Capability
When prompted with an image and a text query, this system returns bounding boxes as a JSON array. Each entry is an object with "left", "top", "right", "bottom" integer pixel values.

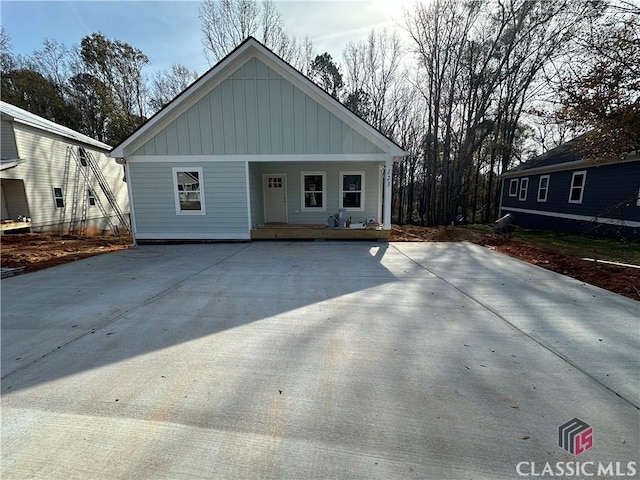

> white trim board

[
  {"left": 125, "top": 154, "right": 394, "bottom": 163},
  {"left": 135, "top": 233, "right": 251, "bottom": 240},
  {"left": 501, "top": 156, "right": 640, "bottom": 179},
  {"left": 245, "top": 160, "right": 252, "bottom": 232},
  {"left": 499, "top": 206, "right": 640, "bottom": 228}
]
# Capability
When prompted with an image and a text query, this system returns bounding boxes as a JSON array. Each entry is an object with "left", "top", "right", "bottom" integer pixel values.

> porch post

[{"left": 383, "top": 157, "right": 393, "bottom": 230}]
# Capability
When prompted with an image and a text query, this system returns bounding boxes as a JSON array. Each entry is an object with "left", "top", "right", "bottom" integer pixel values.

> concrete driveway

[{"left": 1, "top": 241, "right": 638, "bottom": 479}]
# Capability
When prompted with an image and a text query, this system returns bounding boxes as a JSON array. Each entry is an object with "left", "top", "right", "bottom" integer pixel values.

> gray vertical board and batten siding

[
  {"left": 1, "top": 123, "right": 128, "bottom": 231},
  {"left": 132, "top": 58, "right": 384, "bottom": 157},
  {"left": 128, "top": 162, "right": 249, "bottom": 237}
]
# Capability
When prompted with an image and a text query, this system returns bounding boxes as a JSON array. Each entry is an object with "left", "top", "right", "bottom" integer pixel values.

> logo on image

[{"left": 559, "top": 417, "right": 593, "bottom": 456}]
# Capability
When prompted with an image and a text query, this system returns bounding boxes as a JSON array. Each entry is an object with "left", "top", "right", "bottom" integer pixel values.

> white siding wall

[
  {"left": 133, "top": 58, "right": 384, "bottom": 157},
  {"left": 128, "top": 161, "right": 249, "bottom": 239},
  {"left": 250, "top": 161, "right": 382, "bottom": 225},
  {"left": 0, "top": 123, "right": 129, "bottom": 232}
]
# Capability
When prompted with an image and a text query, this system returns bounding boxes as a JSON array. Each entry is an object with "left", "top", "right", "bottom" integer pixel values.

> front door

[{"left": 263, "top": 174, "right": 287, "bottom": 223}]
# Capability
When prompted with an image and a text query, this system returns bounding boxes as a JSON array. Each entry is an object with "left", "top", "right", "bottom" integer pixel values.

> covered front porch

[
  {"left": 247, "top": 158, "right": 394, "bottom": 239},
  {"left": 250, "top": 222, "right": 390, "bottom": 240}
]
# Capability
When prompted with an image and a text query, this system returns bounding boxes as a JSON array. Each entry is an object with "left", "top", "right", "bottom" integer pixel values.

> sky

[{"left": 0, "top": 0, "right": 415, "bottom": 76}]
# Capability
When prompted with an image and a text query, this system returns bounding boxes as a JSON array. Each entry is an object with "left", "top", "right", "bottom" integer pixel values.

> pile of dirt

[
  {"left": 1, "top": 233, "right": 132, "bottom": 273},
  {"left": 392, "top": 225, "right": 640, "bottom": 302}
]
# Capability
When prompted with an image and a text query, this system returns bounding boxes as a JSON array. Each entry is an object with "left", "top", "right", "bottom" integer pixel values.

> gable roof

[
  {"left": 502, "top": 134, "right": 639, "bottom": 178},
  {"left": 514, "top": 135, "right": 585, "bottom": 171},
  {"left": 110, "top": 37, "right": 407, "bottom": 159},
  {"left": 0, "top": 101, "right": 111, "bottom": 152}
]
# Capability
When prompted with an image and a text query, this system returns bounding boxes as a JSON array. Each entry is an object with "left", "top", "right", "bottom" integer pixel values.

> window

[
  {"left": 52, "top": 187, "right": 65, "bottom": 208},
  {"left": 87, "top": 189, "right": 96, "bottom": 206},
  {"left": 78, "top": 147, "right": 88, "bottom": 166},
  {"left": 509, "top": 179, "right": 519, "bottom": 197},
  {"left": 302, "top": 172, "right": 325, "bottom": 211},
  {"left": 518, "top": 177, "right": 529, "bottom": 201},
  {"left": 172, "top": 167, "right": 205, "bottom": 215},
  {"left": 637, "top": 187, "right": 640, "bottom": 207},
  {"left": 569, "top": 171, "right": 587, "bottom": 204},
  {"left": 537, "top": 175, "right": 549, "bottom": 202},
  {"left": 340, "top": 171, "right": 365, "bottom": 210}
]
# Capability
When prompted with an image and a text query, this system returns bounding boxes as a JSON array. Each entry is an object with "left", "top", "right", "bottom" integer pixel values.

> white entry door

[{"left": 263, "top": 174, "right": 287, "bottom": 223}]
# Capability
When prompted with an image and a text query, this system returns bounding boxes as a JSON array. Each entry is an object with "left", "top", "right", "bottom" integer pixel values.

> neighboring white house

[
  {"left": 110, "top": 37, "right": 407, "bottom": 242},
  {"left": 1, "top": 101, "right": 130, "bottom": 235}
]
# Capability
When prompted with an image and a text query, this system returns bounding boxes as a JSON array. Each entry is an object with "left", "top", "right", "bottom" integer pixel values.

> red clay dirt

[
  {"left": 1, "top": 233, "right": 132, "bottom": 274},
  {"left": 1, "top": 229, "right": 638, "bottom": 302}
]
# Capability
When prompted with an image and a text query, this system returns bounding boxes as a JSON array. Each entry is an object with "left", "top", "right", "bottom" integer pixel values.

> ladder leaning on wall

[{"left": 65, "top": 146, "right": 131, "bottom": 235}]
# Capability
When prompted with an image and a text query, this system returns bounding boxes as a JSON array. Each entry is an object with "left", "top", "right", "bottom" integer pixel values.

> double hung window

[
  {"left": 537, "top": 175, "right": 549, "bottom": 202},
  {"left": 173, "top": 167, "right": 205, "bottom": 215},
  {"left": 569, "top": 171, "right": 586, "bottom": 204},
  {"left": 52, "top": 187, "right": 65, "bottom": 208},
  {"left": 518, "top": 178, "right": 529, "bottom": 201},
  {"left": 302, "top": 172, "right": 325, "bottom": 211},
  {"left": 340, "top": 172, "right": 364, "bottom": 210},
  {"left": 509, "top": 179, "right": 518, "bottom": 197}
]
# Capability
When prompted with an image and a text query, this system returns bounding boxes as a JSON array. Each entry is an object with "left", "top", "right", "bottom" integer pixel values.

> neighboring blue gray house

[
  {"left": 499, "top": 136, "right": 640, "bottom": 239},
  {"left": 110, "top": 37, "right": 407, "bottom": 242}
]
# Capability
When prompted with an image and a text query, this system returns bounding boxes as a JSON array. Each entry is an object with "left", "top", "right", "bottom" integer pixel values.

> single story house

[
  {"left": 109, "top": 37, "right": 407, "bottom": 242},
  {"left": 499, "top": 136, "right": 640, "bottom": 239},
  {"left": 1, "top": 101, "right": 130, "bottom": 235}
]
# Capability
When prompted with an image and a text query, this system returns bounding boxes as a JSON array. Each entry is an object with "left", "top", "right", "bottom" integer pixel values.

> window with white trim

[
  {"left": 87, "top": 188, "right": 96, "bottom": 206},
  {"left": 172, "top": 167, "right": 205, "bottom": 215},
  {"left": 537, "top": 175, "right": 549, "bottom": 202},
  {"left": 301, "top": 172, "right": 325, "bottom": 211},
  {"left": 509, "top": 179, "right": 519, "bottom": 197},
  {"left": 569, "top": 171, "right": 586, "bottom": 204},
  {"left": 340, "top": 171, "right": 364, "bottom": 210},
  {"left": 52, "top": 187, "right": 65, "bottom": 208},
  {"left": 518, "top": 177, "right": 529, "bottom": 201}
]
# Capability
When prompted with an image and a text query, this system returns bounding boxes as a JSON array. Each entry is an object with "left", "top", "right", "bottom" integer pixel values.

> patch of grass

[
  {"left": 465, "top": 225, "right": 640, "bottom": 265},
  {"left": 464, "top": 224, "right": 495, "bottom": 234},
  {"left": 513, "top": 229, "right": 640, "bottom": 265}
]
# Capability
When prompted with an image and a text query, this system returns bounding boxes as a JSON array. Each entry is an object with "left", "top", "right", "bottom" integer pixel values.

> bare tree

[
  {"left": 199, "top": 0, "right": 313, "bottom": 68},
  {"left": 31, "top": 38, "right": 72, "bottom": 94},
  {"left": 149, "top": 64, "right": 199, "bottom": 112},
  {"left": 1, "top": 26, "right": 15, "bottom": 74},
  {"left": 402, "top": 0, "right": 604, "bottom": 225},
  {"left": 343, "top": 29, "right": 403, "bottom": 132},
  {"left": 200, "top": 0, "right": 261, "bottom": 64}
]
